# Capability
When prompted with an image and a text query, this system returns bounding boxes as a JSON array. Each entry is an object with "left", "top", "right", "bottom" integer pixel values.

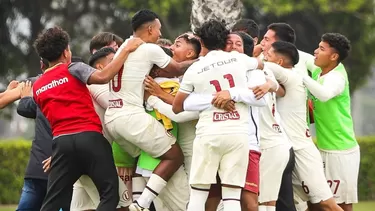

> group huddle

[{"left": 8, "top": 8, "right": 359, "bottom": 211}]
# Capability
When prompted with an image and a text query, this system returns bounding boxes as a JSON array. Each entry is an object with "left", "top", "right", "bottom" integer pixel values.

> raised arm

[
  {"left": 302, "top": 71, "right": 345, "bottom": 102},
  {"left": 147, "top": 96, "right": 199, "bottom": 122},
  {"left": 0, "top": 81, "right": 23, "bottom": 109}
]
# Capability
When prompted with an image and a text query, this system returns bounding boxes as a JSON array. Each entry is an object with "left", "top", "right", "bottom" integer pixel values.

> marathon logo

[
  {"left": 109, "top": 99, "right": 123, "bottom": 108},
  {"left": 213, "top": 110, "right": 240, "bottom": 122},
  {"left": 35, "top": 77, "right": 69, "bottom": 96}
]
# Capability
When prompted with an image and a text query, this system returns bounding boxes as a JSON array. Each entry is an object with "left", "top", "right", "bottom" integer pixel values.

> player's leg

[
  {"left": 293, "top": 145, "right": 343, "bottom": 211},
  {"left": 76, "top": 132, "right": 119, "bottom": 211},
  {"left": 219, "top": 134, "right": 250, "bottom": 211},
  {"left": 275, "top": 147, "right": 297, "bottom": 211},
  {"left": 111, "top": 114, "right": 183, "bottom": 210},
  {"left": 70, "top": 179, "right": 96, "bottom": 211},
  {"left": 157, "top": 166, "right": 189, "bottom": 210},
  {"left": 320, "top": 146, "right": 360, "bottom": 211},
  {"left": 40, "top": 135, "right": 83, "bottom": 211},
  {"left": 188, "top": 136, "right": 221, "bottom": 211},
  {"left": 258, "top": 145, "right": 292, "bottom": 211},
  {"left": 206, "top": 175, "right": 222, "bottom": 211},
  {"left": 241, "top": 150, "right": 261, "bottom": 211}
]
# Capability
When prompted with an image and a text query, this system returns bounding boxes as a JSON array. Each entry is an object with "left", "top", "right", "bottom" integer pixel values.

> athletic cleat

[{"left": 129, "top": 202, "right": 150, "bottom": 211}]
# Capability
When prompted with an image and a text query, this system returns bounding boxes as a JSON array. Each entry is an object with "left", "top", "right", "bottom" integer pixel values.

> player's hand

[
  {"left": 124, "top": 37, "right": 144, "bottom": 52},
  {"left": 212, "top": 90, "right": 232, "bottom": 109},
  {"left": 117, "top": 167, "right": 133, "bottom": 182},
  {"left": 144, "top": 90, "right": 151, "bottom": 101},
  {"left": 251, "top": 83, "right": 271, "bottom": 100},
  {"left": 42, "top": 156, "right": 51, "bottom": 173},
  {"left": 20, "top": 81, "right": 33, "bottom": 98},
  {"left": 6, "top": 80, "right": 19, "bottom": 90},
  {"left": 223, "top": 100, "right": 236, "bottom": 112},
  {"left": 253, "top": 44, "right": 263, "bottom": 58},
  {"left": 144, "top": 76, "right": 163, "bottom": 97}
]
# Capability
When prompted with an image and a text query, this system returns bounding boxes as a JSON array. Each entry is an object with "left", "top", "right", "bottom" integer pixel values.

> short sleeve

[
  {"left": 68, "top": 62, "right": 96, "bottom": 84},
  {"left": 178, "top": 66, "right": 196, "bottom": 94},
  {"left": 237, "top": 53, "right": 258, "bottom": 71},
  {"left": 147, "top": 44, "right": 171, "bottom": 68}
]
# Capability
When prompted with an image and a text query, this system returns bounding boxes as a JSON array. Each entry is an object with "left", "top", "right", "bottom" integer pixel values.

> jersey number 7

[{"left": 209, "top": 74, "right": 235, "bottom": 92}]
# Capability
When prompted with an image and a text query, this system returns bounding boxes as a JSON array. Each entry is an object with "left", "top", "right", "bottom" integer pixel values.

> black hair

[
  {"left": 271, "top": 41, "right": 299, "bottom": 66},
  {"left": 157, "top": 38, "right": 173, "bottom": 47},
  {"left": 232, "top": 19, "right": 259, "bottom": 39},
  {"left": 160, "top": 46, "right": 173, "bottom": 57},
  {"left": 321, "top": 33, "right": 351, "bottom": 62},
  {"left": 194, "top": 19, "right": 229, "bottom": 51},
  {"left": 177, "top": 34, "right": 201, "bottom": 59},
  {"left": 268, "top": 23, "right": 296, "bottom": 44},
  {"left": 88, "top": 47, "right": 116, "bottom": 67},
  {"left": 232, "top": 31, "right": 254, "bottom": 57},
  {"left": 33, "top": 27, "right": 70, "bottom": 62},
  {"left": 131, "top": 9, "right": 159, "bottom": 32}
]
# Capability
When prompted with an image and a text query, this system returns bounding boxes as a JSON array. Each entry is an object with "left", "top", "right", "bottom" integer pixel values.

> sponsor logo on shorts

[
  {"left": 119, "top": 174, "right": 132, "bottom": 182},
  {"left": 109, "top": 99, "right": 123, "bottom": 108},
  {"left": 213, "top": 110, "right": 240, "bottom": 122},
  {"left": 272, "top": 124, "right": 282, "bottom": 133}
]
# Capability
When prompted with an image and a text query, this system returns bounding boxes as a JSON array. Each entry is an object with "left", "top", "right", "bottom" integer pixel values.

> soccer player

[
  {"left": 89, "top": 32, "right": 123, "bottom": 54},
  {"left": 302, "top": 33, "right": 359, "bottom": 211},
  {"left": 70, "top": 47, "right": 132, "bottom": 211},
  {"left": 172, "top": 19, "right": 263, "bottom": 211},
  {"left": 260, "top": 23, "right": 314, "bottom": 76},
  {"left": 264, "top": 41, "right": 343, "bottom": 211},
  {"left": 104, "top": 9, "right": 195, "bottom": 211},
  {"left": 232, "top": 19, "right": 262, "bottom": 57},
  {"left": 32, "top": 26, "right": 143, "bottom": 211}
]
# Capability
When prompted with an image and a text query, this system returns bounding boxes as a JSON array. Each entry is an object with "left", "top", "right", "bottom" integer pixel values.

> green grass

[{"left": 0, "top": 201, "right": 374, "bottom": 211}]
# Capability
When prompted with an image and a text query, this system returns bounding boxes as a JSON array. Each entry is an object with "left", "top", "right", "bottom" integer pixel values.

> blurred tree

[
  {"left": 190, "top": 0, "right": 243, "bottom": 31},
  {"left": 243, "top": 0, "right": 375, "bottom": 93}
]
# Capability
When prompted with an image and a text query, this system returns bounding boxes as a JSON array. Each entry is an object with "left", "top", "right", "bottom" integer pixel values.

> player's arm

[
  {"left": 69, "top": 38, "right": 143, "bottom": 85},
  {"left": 172, "top": 67, "right": 196, "bottom": 114},
  {"left": 17, "top": 97, "right": 37, "bottom": 119},
  {"left": 0, "top": 81, "right": 24, "bottom": 109},
  {"left": 148, "top": 44, "right": 195, "bottom": 78},
  {"left": 183, "top": 93, "right": 214, "bottom": 111},
  {"left": 88, "top": 85, "right": 109, "bottom": 109},
  {"left": 252, "top": 68, "right": 280, "bottom": 99},
  {"left": 147, "top": 95, "right": 199, "bottom": 122},
  {"left": 302, "top": 71, "right": 345, "bottom": 102},
  {"left": 144, "top": 76, "right": 174, "bottom": 105}
]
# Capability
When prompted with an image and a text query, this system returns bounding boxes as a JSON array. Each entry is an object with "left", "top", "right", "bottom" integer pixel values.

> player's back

[
  {"left": 183, "top": 50, "right": 255, "bottom": 137},
  {"left": 267, "top": 62, "right": 312, "bottom": 150},
  {"left": 106, "top": 40, "right": 171, "bottom": 122}
]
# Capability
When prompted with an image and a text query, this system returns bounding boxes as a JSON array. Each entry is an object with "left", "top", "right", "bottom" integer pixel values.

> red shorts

[
  {"left": 208, "top": 150, "right": 261, "bottom": 197},
  {"left": 244, "top": 150, "right": 261, "bottom": 194}
]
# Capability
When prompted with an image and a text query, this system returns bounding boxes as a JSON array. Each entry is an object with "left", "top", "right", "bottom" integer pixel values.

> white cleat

[{"left": 129, "top": 202, "right": 150, "bottom": 211}]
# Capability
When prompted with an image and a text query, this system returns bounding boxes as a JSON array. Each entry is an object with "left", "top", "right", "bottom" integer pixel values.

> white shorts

[
  {"left": 106, "top": 113, "right": 176, "bottom": 158},
  {"left": 259, "top": 144, "right": 290, "bottom": 203},
  {"left": 178, "top": 121, "right": 196, "bottom": 178},
  {"left": 190, "top": 134, "right": 249, "bottom": 187},
  {"left": 70, "top": 175, "right": 131, "bottom": 210},
  {"left": 320, "top": 145, "right": 360, "bottom": 204},
  {"left": 292, "top": 145, "right": 333, "bottom": 204}
]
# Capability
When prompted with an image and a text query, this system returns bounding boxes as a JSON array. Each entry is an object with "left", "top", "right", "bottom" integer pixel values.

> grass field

[{"left": 1, "top": 201, "right": 374, "bottom": 210}]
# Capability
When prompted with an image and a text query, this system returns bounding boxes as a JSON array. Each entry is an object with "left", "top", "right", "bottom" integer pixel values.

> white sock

[
  {"left": 187, "top": 184, "right": 210, "bottom": 211},
  {"left": 259, "top": 205, "right": 268, "bottom": 211},
  {"left": 137, "top": 174, "right": 167, "bottom": 208},
  {"left": 222, "top": 186, "right": 241, "bottom": 211},
  {"left": 132, "top": 177, "right": 146, "bottom": 202},
  {"left": 266, "top": 206, "right": 276, "bottom": 211}
]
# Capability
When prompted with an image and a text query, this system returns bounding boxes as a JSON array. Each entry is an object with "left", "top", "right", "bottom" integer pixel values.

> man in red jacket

[{"left": 32, "top": 26, "right": 143, "bottom": 211}]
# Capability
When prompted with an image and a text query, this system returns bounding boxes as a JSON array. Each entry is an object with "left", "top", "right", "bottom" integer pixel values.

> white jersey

[
  {"left": 265, "top": 62, "right": 314, "bottom": 150},
  {"left": 87, "top": 83, "right": 111, "bottom": 140},
  {"left": 295, "top": 50, "right": 314, "bottom": 76},
  {"left": 105, "top": 38, "right": 171, "bottom": 123},
  {"left": 179, "top": 50, "right": 258, "bottom": 136},
  {"left": 258, "top": 69, "right": 291, "bottom": 149}
]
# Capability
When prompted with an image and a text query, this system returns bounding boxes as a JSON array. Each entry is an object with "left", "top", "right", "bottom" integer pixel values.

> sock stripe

[
  {"left": 222, "top": 198, "right": 241, "bottom": 202},
  {"left": 132, "top": 191, "right": 143, "bottom": 195},
  {"left": 191, "top": 186, "right": 210, "bottom": 192},
  {"left": 145, "top": 186, "right": 159, "bottom": 196}
]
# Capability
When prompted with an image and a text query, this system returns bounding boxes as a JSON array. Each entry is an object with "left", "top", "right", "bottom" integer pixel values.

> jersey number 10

[{"left": 209, "top": 74, "right": 235, "bottom": 92}]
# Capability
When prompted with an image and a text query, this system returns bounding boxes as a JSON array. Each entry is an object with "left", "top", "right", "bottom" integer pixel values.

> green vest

[
  {"left": 311, "top": 63, "right": 357, "bottom": 150},
  {"left": 137, "top": 110, "right": 179, "bottom": 171}
]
